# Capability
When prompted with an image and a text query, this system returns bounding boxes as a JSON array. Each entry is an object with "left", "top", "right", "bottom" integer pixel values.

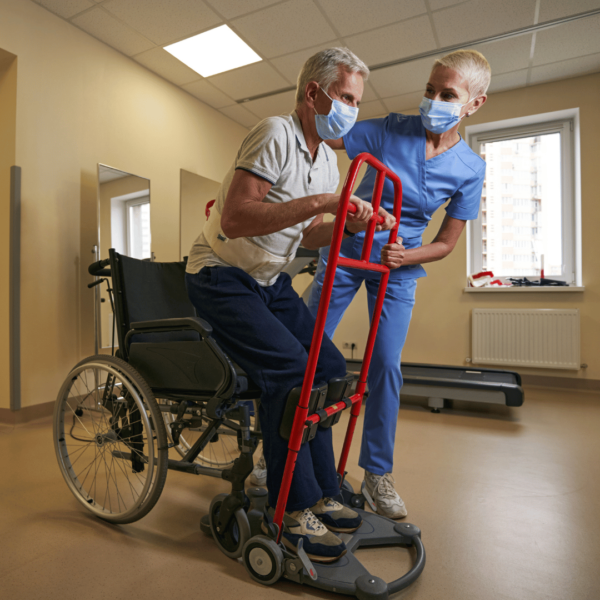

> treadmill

[{"left": 347, "top": 359, "right": 524, "bottom": 412}]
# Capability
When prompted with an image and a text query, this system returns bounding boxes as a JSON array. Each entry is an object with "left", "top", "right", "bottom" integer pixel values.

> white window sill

[{"left": 464, "top": 286, "right": 585, "bottom": 293}]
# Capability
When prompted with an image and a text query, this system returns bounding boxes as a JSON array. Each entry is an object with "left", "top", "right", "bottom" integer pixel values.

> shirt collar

[{"left": 291, "top": 110, "right": 329, "bottom": 167}]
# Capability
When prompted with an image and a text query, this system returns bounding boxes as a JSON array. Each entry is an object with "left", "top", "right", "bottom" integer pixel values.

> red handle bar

[{"left": 346, "top": 201, "right": 385, "bottom": 225}]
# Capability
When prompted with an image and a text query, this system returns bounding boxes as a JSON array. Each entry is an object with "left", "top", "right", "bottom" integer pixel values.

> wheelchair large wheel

[
  {"left": 160, "top": 398, "right": 259, "bottom": 469},
  {"left": 209, "top": 493, "right": 251, "bottom": 559},
  {"left": 53, "top": 355, "right": 168, "bottom": 524}
]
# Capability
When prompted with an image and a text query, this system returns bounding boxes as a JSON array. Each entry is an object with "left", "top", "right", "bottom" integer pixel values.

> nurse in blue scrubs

[{"left": 308, "top": 50, "right": 491, "bottom": 518}]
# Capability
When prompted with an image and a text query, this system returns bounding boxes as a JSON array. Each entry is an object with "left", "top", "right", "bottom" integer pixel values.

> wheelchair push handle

[{"left": 88, "top": 258, "right": 111, "bottom": 277}]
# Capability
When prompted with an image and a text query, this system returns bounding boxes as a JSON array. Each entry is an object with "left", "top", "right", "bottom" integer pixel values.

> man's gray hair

[{"left": 296, "top": 47, "right": 369, "bottom": 105}]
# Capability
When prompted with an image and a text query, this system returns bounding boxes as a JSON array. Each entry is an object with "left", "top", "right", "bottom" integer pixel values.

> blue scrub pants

[
  {"left": 186, "top": 266, "right": 345, "bottom": 511},
  {"left": 308, "top": 255, "right": 417, "bottom": 476}
]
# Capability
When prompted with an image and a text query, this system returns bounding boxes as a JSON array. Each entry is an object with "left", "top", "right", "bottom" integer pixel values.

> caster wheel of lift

[
  {"left": 350, "top": 494, "right": 364, "bottom": 509},
  {"left": 209, "top": 494, "right": 251, "bottom": 559},
  {"left": 242, "top": 535, "right": 283, "bottom": 586}
]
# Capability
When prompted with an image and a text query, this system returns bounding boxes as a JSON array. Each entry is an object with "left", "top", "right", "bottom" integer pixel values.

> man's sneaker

[
  {"left": 262, "top": 508, "right": 346, "bottom": 563},
  {"left": 311, "top": 497, "right": 362, "bottom": 532},
  {"left": 364, "top": 471, "right": 407, "bottom": 519},
  {"left": 249, "top": 451, "right": 267, "bottom": 486}
]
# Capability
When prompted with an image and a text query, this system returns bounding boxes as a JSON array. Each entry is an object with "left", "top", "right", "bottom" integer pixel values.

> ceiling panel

[
  {"left": 530, "top": 52, "right": 600, "bottom": 84},
  {"left": 32, "top": 0, "right": 94, "bottom": 19},
  {"left": 432, "top": 0, "right": 537, "bottom": 47},
  {"left": 205, "top": 0, "right": 283, "bottom": 19},
  {"left": 533, "top": 14, "right": 600, "bottom": 66},
  {"left": 317, "top": 0, "right": 427, "bottom": 37},
  {"left": 469, "top": 35, "right": 533, "bottom": 76},
  {"left": 102, "top": 0, "right": 222, "bottom": 46},
  {"left": 538, "top": 0, "right": 600, "bottom": 22},
  {"left": 182, "top": 79, "right": 237, "bottom": 109},
  {"left": 356, "top": 99, "right": 386, "bottom": 120},
  {"left": 208, "top": 61, "right": 291, "bottom": 100},
  {"left": 269, "top": 40, "right": 344, "bottom": 81},
  {"left": 241, "top": 90, "right": 297, "bottom": 119},
  {"left": 485, "top": 68, "right": 528, "bottom": 93},
  {"left": 133, "top": 47, "right": 201, "bottom": 86},
  {"left": 428, "top": 0, "right": 469, "bottom": 10},
  {"left": 344, "top": 15, "right": 437, "bottom": 67},
  {"left": 232, "top": 0, "right": 337, "bottom": 58},
  {"left": 382, "top": 91, "right": 424, "bottom": 113},
  {"left": 368, "top": 56, "right": 439, "bottom": 99},
  {"left": 219, "top": 104, "right": 261, "bottom": 128},
  {"left": 72, "top": 7, "right": 155, "bottom": 55}
]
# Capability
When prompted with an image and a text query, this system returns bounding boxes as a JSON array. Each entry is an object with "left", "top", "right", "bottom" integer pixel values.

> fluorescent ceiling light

[{"left": 164, "top": 25, "right": 261, "bottom": 77}]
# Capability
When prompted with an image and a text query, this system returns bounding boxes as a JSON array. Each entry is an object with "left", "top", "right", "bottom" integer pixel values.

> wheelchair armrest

[{"left": 129, "top": 316, "right": 213, "bottom": 338}]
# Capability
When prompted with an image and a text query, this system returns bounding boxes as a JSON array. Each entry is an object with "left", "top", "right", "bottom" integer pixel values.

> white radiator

[{"left": 471, "top": 308, "right": 580, "bottom": 370}]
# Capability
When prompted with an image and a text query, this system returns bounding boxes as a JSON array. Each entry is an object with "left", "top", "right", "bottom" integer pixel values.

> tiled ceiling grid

[{"left": 31, "top": 0, "right": 600, "bottom": 128}]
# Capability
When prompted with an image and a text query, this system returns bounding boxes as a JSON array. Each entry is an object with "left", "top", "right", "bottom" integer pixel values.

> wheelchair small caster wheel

[
  {"left": 75, "top": 407, "right": 83, "bottom": 417},
  {"left": 200, "top": 514, "right": 212, "bottom": 536},
  {"left": 242, "top": 535, "right": 283, "bottom": 586},
  {"left": 209, "top": 494, "right": 251, "bottom": 559}
]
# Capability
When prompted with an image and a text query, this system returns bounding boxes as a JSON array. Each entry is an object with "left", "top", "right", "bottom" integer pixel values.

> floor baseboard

[{"left": 0, "top": 401, "right": 54, "bottom": 425}]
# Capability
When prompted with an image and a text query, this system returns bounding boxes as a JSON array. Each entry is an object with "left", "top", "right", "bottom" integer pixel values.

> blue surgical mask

[
  {"left": 314, "top": 87, "right": 358, "bottom": 140},
  {"left": 419, "top": 96, "right": 472, "bottom": 134}
]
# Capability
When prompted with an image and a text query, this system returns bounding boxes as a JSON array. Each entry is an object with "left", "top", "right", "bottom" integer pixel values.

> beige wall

[
  {"left": 0, "top": 50, "right": 17, "bottom": 410},
  {"left": 321, "top": 73, "right": 600, "bottom": 382},
  {"left": 180, "top": 170, "right": 221, "bottom": 260},
  {"left": 0, "top": 0, "right": 248, "bottom": 409}
]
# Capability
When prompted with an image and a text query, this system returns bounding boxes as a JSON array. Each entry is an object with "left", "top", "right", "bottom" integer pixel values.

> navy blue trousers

[{"left": 185, "top": 266, "right": 346, "bottom": 511}]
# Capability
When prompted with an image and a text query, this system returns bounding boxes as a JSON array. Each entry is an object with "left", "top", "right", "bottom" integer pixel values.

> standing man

[{"left": 185, "top": 48, "right": 395, "bottom": 563}]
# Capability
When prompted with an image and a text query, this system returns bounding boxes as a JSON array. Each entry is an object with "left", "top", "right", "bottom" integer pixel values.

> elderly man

[{"left": 185, "top": 48, "right": 395, "bottom": 564}]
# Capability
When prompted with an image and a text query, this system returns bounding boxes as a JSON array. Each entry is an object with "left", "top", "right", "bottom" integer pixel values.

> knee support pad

[
  {"left": 320, "top": 374, "right": 354, "bottom": 429},
  {"left": 279, "top": 383, "right": 327, "bottom": 444}
]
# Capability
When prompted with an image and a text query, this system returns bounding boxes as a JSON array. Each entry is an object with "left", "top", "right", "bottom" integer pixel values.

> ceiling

[{"left": 31, "top": 0, "right": 600, "bottom": 128}]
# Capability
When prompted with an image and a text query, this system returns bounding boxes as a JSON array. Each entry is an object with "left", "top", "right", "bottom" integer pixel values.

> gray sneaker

[
  {"left": 249, "top": 450, "right": 267, "bottom": 486},
  {"left": 262, "top": 507, "right": 347, "bottom": 563},
  {"left": 364, "top": 471, "right": 407, "bottom": 519}
]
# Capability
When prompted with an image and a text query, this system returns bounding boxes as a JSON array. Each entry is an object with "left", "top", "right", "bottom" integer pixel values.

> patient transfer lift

[{"left": 209, "top": 153, "right": 426, "bottom": 599}]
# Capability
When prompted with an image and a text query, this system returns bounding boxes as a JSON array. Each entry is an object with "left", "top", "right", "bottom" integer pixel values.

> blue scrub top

[{"left": 327, "top": 113, "right": 486, "bottom": 280}]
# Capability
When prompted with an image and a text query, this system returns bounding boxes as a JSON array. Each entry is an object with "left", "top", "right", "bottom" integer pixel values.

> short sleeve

[
  {"left": 446, "top": 166, "right": 486, "bottom": 221},
  {"left": 235, "top": 117, "right": 289, "bottom": 185},
  {"left": 343, "top": 116, "right": 389, "bottom": 161}
]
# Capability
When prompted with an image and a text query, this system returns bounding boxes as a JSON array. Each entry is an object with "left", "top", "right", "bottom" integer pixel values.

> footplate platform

[{"left": 287, "top": 509, "right": 425, "bottom": 599}]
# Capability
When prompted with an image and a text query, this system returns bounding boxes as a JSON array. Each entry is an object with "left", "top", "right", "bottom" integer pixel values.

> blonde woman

[{"left": 308, "top": 50, "right": 491, "bottom": 518}]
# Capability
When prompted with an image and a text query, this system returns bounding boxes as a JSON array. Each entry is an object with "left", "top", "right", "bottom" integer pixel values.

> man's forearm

[
  {"left": 221, "top": 193, "right": 334, "bottom": 239},
  {"left": 302, "top": 221, "right": 351, "bottom": 250}
]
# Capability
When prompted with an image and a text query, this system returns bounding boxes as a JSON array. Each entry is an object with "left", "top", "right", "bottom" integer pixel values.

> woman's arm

[
  {"left": 403, "top": 214, "right": 466, "bottom": 265},
  {"left": 381, "top": 214, "right": 466, "bottom": 269}
]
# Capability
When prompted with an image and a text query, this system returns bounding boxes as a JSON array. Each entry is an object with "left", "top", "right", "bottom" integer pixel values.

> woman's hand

[{"left": 381, "top": 238, "right": 405, "bottom": 269}]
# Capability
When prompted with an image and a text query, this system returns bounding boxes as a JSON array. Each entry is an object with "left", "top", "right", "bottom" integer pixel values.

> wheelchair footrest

[{"left": 279, "top": 383, "right": 327, "bottom": 443}]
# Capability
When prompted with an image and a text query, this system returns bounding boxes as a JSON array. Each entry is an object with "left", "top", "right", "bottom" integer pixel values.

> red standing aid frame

[{"left": 273, "top": 152, "right": 403, "bottom": 542}]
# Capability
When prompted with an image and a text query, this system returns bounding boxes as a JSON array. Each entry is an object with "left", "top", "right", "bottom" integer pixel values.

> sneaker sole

[
  {"left": 261, "top": 522, "right": 347, "bottom": 564},
  {"left": 314, "top": 516, "right": 362, "bottom": 533},
  {"left": 280, "top": 535, "right": 347, "bottom": 564}
]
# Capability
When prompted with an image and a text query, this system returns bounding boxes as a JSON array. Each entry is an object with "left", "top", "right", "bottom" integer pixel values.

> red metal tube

[{"left": 273, "top": 153, "right": 402, "bottom": 542}]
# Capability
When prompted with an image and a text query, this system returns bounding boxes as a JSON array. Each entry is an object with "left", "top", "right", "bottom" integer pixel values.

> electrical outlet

[
  {"left": 343, "top": 342, "right": 356, "bottom": 349},
  {"left": 343, "top": 342, "right": 350, "bottom": 348}
]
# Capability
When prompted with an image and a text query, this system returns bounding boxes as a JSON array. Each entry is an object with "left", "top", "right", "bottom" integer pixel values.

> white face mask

[
  {"left": 313, "top": 87, "right": 359, "bottom": 140},
  {"left": 419, "top": 96, "right": 474, "bottom": 133}
]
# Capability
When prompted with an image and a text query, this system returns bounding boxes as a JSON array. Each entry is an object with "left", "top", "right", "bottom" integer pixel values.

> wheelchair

[{"left": 53, "top": 153, "right": 425, "bottom": 599}]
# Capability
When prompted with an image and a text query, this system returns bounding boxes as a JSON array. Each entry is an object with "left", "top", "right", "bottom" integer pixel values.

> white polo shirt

[{"left": 186, "top": 111, "right": 339, "bottom": 284}]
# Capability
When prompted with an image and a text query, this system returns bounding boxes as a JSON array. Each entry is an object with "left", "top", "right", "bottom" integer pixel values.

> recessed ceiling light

[{"left": 164, "top": 25, "right": 262, "bottom": 77}]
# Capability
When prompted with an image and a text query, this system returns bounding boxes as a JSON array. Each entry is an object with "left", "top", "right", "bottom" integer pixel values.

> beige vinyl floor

[{"left": 1, "top": 385, "right": 599, "bottom": 600}]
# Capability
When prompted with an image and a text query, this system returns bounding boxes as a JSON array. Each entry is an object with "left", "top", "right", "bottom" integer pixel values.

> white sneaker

[
  {"left": 363, "top": 471, "right": 407, "bottom": 519},
  {"left": 249, "top": 450, "right": 267, "bottom": 486}
]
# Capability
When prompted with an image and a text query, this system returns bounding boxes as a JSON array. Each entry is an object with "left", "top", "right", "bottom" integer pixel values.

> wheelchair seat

[{"left": 109, "top": 249, "right": 261, "bottom": 403}]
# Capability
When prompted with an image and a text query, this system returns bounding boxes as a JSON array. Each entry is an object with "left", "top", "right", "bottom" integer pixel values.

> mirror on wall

[
  {"left": 97, "top": 164, "right": 151, "bottom": 348},
  {"left": 180, "top": 169, "right": 221, "bottom": 260}
]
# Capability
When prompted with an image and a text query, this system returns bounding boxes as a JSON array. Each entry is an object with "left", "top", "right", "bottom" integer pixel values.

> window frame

[
  {"left": 125, "top": 196, "right": 151, "bottom": 259},
  {"left": 465, "top": 108, "right": 582, "bottom": 286}
]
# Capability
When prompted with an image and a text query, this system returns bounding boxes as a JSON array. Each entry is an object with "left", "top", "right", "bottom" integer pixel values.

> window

[
  {"left": 466, "top": 109, "right": 581, "bottom": 285},
  {"left": 127, "top": 199, "right": 151, "bottom": 259}
]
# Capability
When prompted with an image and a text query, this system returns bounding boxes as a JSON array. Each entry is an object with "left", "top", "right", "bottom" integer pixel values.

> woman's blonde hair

[{"left": 433, "top": 49, "right": 491, "bottom": 98}]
